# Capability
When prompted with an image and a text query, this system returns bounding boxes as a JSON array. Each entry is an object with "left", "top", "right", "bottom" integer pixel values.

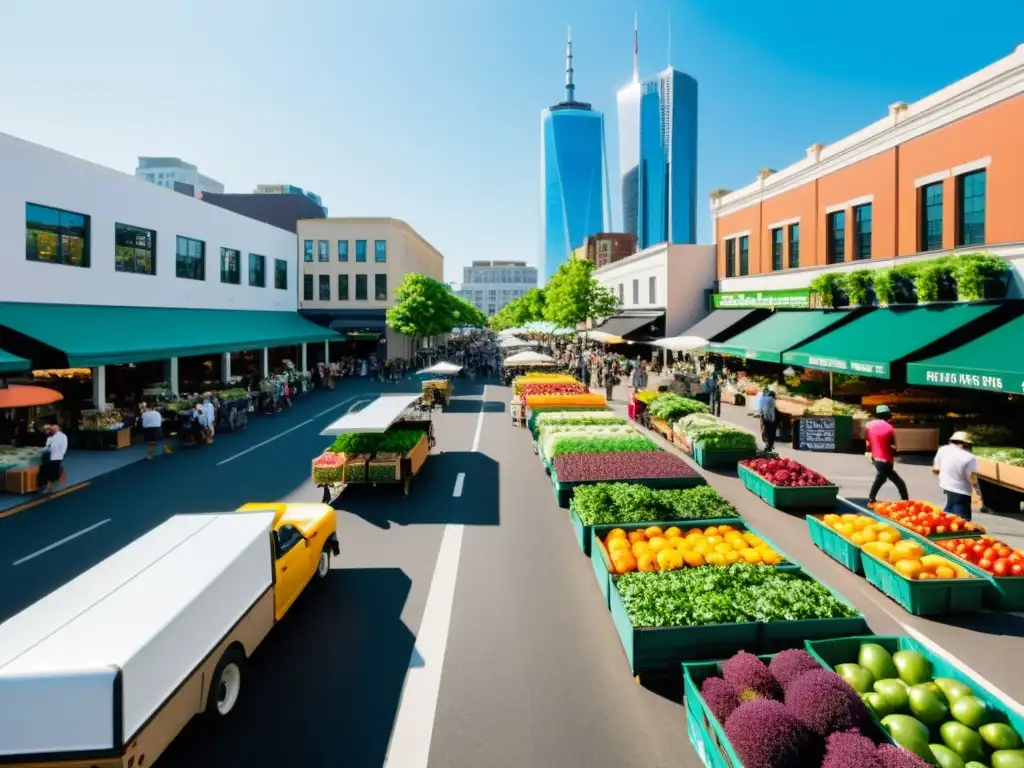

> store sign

[
  {"left": 712, "top": 289, "right": 811, "bottom": 309},
  {"left": 787, "top": 353, "right": 889, "bottom": 378},
  {"left": 909, "top": 368, "right": 1023, "bottom": 394}
]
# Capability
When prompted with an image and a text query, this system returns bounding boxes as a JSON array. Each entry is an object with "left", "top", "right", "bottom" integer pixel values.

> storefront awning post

[
  {"left": 222, "top": 353, "right": 231, "bottom": 382},
  {"left": 301, "top": 342, "right": 308, "bottom": 372},
  {"left": 168, "top": 358, "right": 179, "bottom": 396},
  {"left": 92, "top": 366, "right": 107, "bottom": 410},
  {"left": 262, "top": 348, "right": 269, "bottom": 378},
  {"left": 324, "top": 340, "right": 330, "bottom": 363}
]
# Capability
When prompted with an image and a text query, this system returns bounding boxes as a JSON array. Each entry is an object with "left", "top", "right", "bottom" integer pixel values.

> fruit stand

[
  {"left": 738, "top": 457, "right": 840, "bottom": 509},
  {"left": 416, "top": 362, "right": 462, "bottom": 409},
  {"left": 314, "top": 394, "right": 432, "bottom": 502}
]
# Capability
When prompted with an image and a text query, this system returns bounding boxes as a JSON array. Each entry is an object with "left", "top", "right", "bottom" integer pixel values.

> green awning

[
  {"left": 0, "top": 349, "right": 29, "bottom": 374},
  {"left": 782, "top": 303, "right": 1001, "bottom": 379},
  {"left": 906, "top": 313, "right": 1024, "bottom": 394},
  {"left": 709, "top": 309, "right": 857, "bottom": 363},
  {"left": 0, "top": 303, "right": 343, "bottom": 368}
]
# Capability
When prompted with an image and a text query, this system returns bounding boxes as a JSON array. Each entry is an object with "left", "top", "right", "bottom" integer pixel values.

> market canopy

[
  {"left": 0, "top": 349, "right": 29, "bottom": 375},
  {"left": 709, "top": 309, "right": 858, "bottom": 363},
  {"left": 650, "top": 335, "right": 709, "bottom": 352},
  {"left": 678, "top": 308, "right": 770, "bottom": 343},
  {"left": 498, "top": 336, "right": 536, "bottom": 349},
  {"left": 592, "top": 311, "right": 664, "bottom": 339},
  {"left": 906, "top": 312, "right": 1024, "bottom": 395},
  {"left": 417, "top": 361, "right": 463, "bottom": 376},
  {"left": 320, "top": 394, "right": 421, "bottom": 435},
  {"left": 586, "top": 330, "right": 624, "bottom": 344},
  {"left": 503, "top": 350, "right": 556, "bottom": 366},
  {"left": 782, "top": 303, "right": 1003, "bottom": 379},
  {"left": 0, "top": 303, "right": 343, "bottom": 368}
]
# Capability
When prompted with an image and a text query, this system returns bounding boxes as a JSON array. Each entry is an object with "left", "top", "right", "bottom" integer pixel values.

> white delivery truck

[{"left": 0, "top": 504, "right": 339, "bottom": 768}]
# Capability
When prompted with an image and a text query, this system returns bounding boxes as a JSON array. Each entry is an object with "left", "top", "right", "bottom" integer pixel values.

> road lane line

[
  {"left": 452, "top": 473, "right": 465, "bottom": 498},
  {"left": 216, "top": 395, "right": 362, "bottom": 466},
  {"left": 386, "top": 385, "right": 487, "bottom": 767},
  {"left": 14, "top": 519, "right": 111, "bottom": 566}
]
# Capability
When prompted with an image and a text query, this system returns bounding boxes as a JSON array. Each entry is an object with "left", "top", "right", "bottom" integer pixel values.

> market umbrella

[
  {"left": 499, "top": 336, "right": 537, "bottom": 349},
  {"left": 417, "top": 361, "right": 463, "bottom": 376},
  {"left": 503, "top": 350, "right": 556, "bottom": 366},
  {"left": 650, "top": 335, "right": 709, "bottom": 352},
  {"left": 587, "top": 331, "right": 624, "bottom": 344},
  {"left": 0, "top": 384, "right": 64, "bottom": 409}
]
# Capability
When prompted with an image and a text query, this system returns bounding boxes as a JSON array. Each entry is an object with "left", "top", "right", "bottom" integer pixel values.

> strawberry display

[
  {"left": 868, "top": 499, "right": 985, "bottom": 538},
  {"left": 739, "top": 457, "right": 833, "bottom": 487}
]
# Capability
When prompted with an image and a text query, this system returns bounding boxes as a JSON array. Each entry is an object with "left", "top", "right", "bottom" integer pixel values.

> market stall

[
  {"left": 416, "top": 361, "right": 463, "bottom": 409},
  {"left": 0, "top": 384, "right": 65, "bottom": 494},
  {"left": 313, "top": 394, "right": 433, "bottom": 502}
]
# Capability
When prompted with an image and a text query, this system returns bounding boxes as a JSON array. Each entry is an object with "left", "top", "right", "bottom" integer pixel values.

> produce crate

[
  {"left": 406, "top": 433, "right": 430, "bottom": 476},
  {"left": 551, "top": 471, "right": 706, "bottom": 509},
  {"left": 860, "top": 505, "right": 985, "bottom": 541},
  {"left": 650, "top": 417, "right": 674, "bottom": 441},
  {"left": 860, "top": 546, "right": 985, "bottom": 616},
  {"left": 674, "top": 432, "right": 694, "bottom": 456},
  {"left": 737, "top": 464, "right": 839, "bottom": 509},
  {"left": 568, "top": 503, "right": 745, "bottom": 557},
  {"left": 692, "top": 443, "right": 755, "bottom": 470},
  {"left": 591, "top": 531, "right": 615, "bottom": 607},
  {"left": 806, "top": 514, "right": 864, "bottom": 574}
]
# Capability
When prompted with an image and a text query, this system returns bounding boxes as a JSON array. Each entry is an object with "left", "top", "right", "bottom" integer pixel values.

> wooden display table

[
  {"left": 977, "top": 458, "right": 1024, "bottom": 492},
  {"left": 892, "top": 426, "right": 940, "bottom": 453},
  {"left": 4, "top": 466, "right": 66, "bottom": 494}
]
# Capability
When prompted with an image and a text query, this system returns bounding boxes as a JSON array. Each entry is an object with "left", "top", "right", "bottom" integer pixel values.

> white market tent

[
  {"left": 417, "top": 361, "right": 463, "bottom": 376},
  {"left": 650, "top": 335, "right": 709, "bottom": 352},
  {"left": 499, "top": 336, "right": 537, "bottom": 349},
  {"left": 503, "top": 350, "right": 556, "bottom": 366},
  {"left": 320, "top": 394, "right": 421, "bottom": 435},
  {"left": 586, "top": 330, "right": 624, "bottom": 344},
  {"left": 496, "top": 328, "right": 522, "bottom": 338}
]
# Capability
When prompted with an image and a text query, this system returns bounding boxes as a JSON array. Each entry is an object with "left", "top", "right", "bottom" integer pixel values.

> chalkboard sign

[{"left": 794, "top": 416, "right": 837, "bottom": 452}]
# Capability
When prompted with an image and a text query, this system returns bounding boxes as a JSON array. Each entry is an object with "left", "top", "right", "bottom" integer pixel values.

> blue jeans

[{"left": 943, "top": 490, "right": 972, "bottom": 521}]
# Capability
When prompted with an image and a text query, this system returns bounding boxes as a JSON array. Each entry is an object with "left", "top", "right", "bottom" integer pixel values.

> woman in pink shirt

[{"left": 865, "top": 405, "right": 909, "bottom": 504}]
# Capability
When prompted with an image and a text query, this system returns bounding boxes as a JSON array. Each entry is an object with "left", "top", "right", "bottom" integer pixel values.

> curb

[{"left": 0, "top": 481, "right": 91, "bottom": 519}]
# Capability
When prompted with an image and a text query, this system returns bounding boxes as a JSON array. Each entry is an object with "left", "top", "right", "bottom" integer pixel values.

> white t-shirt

[
  {"left": 141, "top": 410, "right": 162, "bottom": 428},
  {"left": 933, "top": 444, "right": 978, "bottom": 496},
  {"left": 45, "top": 431, "right": 68, "bottom": 461}
]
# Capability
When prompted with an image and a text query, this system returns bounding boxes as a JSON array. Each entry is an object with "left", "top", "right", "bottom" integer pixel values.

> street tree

[
  {"left": 452, "top": 294, "right": 488, "bottom": 328},
  {"left": 542, "top": 259, "right": 619, "bottom": 329},
  {"left": 386, "top": 274, "right": 458, "bottom": 343},
  {"left": 490, "top": 287, "right": 547, "bottom": 330}
]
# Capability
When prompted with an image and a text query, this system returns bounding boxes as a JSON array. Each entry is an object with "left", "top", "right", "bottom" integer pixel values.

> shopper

[
  {"left": 758, "top": 387, "right": 778, "bottom": 452},
  {"left": 630, "top": 360, "right": 648, "bottom": 392},
  {"left": 202, "top": 396, "right": 216, "bottom": 444},
  {"left": 141, "top": 403, "right": 172, "bottom": 459},
  {"left": 865, "top": 405, "right": 909, "bottom": 504},
  {"left": 932, "top": 431, "right": 981, "bottom": 521},
  {"left": 40, "top": 422, "right": 68, "bottom": 494},
  {"left": 706, "top": 370, "right": 722, "bottom": 417}
]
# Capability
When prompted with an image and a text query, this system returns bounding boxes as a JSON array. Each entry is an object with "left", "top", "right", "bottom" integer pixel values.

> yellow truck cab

[{"left": 0, "top": 503, "right": 338, "bottom": 768}]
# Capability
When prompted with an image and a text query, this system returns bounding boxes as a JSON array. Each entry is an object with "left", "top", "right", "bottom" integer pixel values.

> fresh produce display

[
  {"left": 615, "top": 563, "right": 859, "bottom": 627},
  {"left": 818, "top": 513, "right": 975, "bottom": 581},
  {"left": 0, "top": 446, "right": 44, "bottom": 470},
  {"left": 312, "top": 452, "right": 345, "bottom": 485},
  {"left": 376, "top": 428, "right": 427, "bottom": 454},
  {"left": 648, "top": 393, "right": 709, "bottom": 421},
  {"left": 549, "top": 435, "right": 657, "bottom": 458},
  {"left": 675, "top": 412, "right": 721, "bottom": 435},
  {"left": 368, "top": 463, "right": 398, "bottom": 482},
  {"left": 693, "top": 426, "right": 757, "bottom": 451},
  {"left": 517, "top": 382, "right": 590, "bottom": 397},
  {"left": 869, "top": 499, "right": 986, "bottom": 537},
  {"left": 524, "top": 393, "right": 607, "bottom": 409},
  {"left": 823, "top": 641, "right": 1024, "bottom": 767},
  {"left": 975, "top": 447, "right": 1024, "bottom": 467},
  {"left": 572, "top": 483, "right": 737, "bottom": 525},
  {"left": 741, "top": 457, "right": 834, "bottom": 487},
  {"left": 539, "top": 425, "right": 637, "bottom": 460},
  {"left": 327, "top": 428, "right": 425, "bottom": 456},
  {"left": 599, "top": 523, "right": 783, "bottom": 573},
  {"left": 804, "top": 397, "right": 856, "bottom": 416},
  {"left": 535, "top": 411, "right": 625, "bottom": 426},
  {"left": 935, "top": 537, "right": 1024, "bottom": 576},
  {"left": 345, "top": 462, "right": 367, "bottom": 482},
  {"left": 552, "top": 450, "right": 700, "bottom": 482},
  {"left": 634, "top": 389, "right": 661, "bottom": 404}
]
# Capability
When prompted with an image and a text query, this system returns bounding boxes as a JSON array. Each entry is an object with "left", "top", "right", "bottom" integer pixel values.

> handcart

[{"left": 415, "top": 362, "right": 462, "bottom": 410}]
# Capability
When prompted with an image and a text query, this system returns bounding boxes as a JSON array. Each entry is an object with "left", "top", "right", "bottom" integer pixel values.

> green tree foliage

[
  {"left": 542, "top": 259, "right": 620, "bottom": 328},
  {"left": 386, "top": 274, "right": 459, "bottom": 340},
  {"left": 490, "top": 287, "right": 547, "bottom": 330},
  {"left": 451, "top": 294, "right": 488, "bottom": 328}
]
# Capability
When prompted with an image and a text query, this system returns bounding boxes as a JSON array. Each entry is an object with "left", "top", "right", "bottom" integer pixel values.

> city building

[
  {"left": 710, "top": 44, "right": 1024, "bottom": 299},
  {"left": 615, "top": 16, "right": 642, "bottom": 236},
  {"left": 199, "top": 191, "right": 326, "bottom": 234},
  {"left": 457, "top": 260, "right": 538, "bottom": 316},
  {"left": 254, "top": 185, "right": 328, "bottom": 216},
  {"left": 540, "top": 28, "right": 611, "bottom": 284},
  {"left": 637, "top": 67, "right": 699, "bottom": 250},
  {"left": 0, "top": 133, "right": 338, "bottom": 407},
  {"left": 297, "top": 217, "right": 445, "bottom": 358},
  {"left": 574, "top": 233, "right": 637, "bottom": 268},
  {"left": 591, "top": 243, "right": 716, "bottom": 343},
  {"left": 134, "top": 157, "right": 224, "bottom": 196}
]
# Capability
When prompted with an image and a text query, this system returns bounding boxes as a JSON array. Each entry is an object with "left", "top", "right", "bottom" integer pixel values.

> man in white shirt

[
  {"left": 141, "top": 404, "right": 171, "bottom": 459},
  {"left": 202, "top": 396, "right": 216, "bottom": 444},
  {"left": 41, "top": 423, "right": 68, "bottom": 494},
  {"left": 932, "top": 431, "right": 981, "bottom": 521}
]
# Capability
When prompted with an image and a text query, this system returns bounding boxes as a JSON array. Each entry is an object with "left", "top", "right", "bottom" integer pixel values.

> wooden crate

[
  {"left": 998, "top": 462, "right": 1024, "bottom": 491},
  {"left": 975, "top": 456, "right": 1000, "bottom": 483},
  {"left": 5, "top": 467, "right": 39, "bottom": 494},
  {"left": 406, "top": 434, "right": 430, "bottom": 476}
]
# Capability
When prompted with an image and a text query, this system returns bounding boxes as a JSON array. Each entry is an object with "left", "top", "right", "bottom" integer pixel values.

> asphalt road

[{"left": 1, "top": 378, "right": 1022, "bottom": 768}]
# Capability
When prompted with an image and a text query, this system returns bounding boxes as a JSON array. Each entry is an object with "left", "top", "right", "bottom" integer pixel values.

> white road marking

[
  {"left": 452, "top": 473, "right": 465, "bottom": 498},
  {"left": 216, "top": 395, "right": 362, "bottom": 466},
  {"left": 386, "top": 385, "right": 487, "bottom": 767},
  {"left": 14, "top": 519, "right": 111, "bottom": 566}
]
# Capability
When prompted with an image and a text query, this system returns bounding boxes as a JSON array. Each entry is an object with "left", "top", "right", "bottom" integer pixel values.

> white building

[
  {"left": 592, "top": 243, "right": 716, "bottom": 340},
  {"left": 0, "top": 132, "right": 337, "bottom": 405},
  {"left": 134, "top": 157, "right": 224, "bottom": 196},
  {"left": 457, "top": 260, "right": 538, "bottom": 316}
]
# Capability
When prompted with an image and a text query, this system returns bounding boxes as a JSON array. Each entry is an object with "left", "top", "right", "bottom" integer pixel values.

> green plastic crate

[
  {"left": 591, "top": 532, "right": 614, "bottom": 608},
  {"left": 806, "top": 515, "right": 864, "bottom": 574},
  {"left": 570, "top": 502, "right": 742, "bottom": 557},
  {"left": 691, "top": 443, "right": 756, "bottom": 470},
  {"left": 860, "top": 547, "right": 985, "bottom": 615},
  {"left": 737, "top": 464, "right": 839, "bottom": 509}
]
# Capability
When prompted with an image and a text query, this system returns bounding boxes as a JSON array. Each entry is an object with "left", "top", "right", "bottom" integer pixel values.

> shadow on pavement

[
  {"left": 938, "top": 610, "right": 1024, "bottom": 638},
  {"left": 160, "top": 567, "right": 414, "bottom": 768},
  {"left": 445, "top": 399, "right": 505, "bottom": 414},
  {"left": 341, "top": 452, "right": 500, "bottom": 529}
]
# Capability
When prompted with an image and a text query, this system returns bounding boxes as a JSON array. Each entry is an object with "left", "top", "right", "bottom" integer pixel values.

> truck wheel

[
  {"left": 316, "top": 547, "right": 331, "bottom": 579},
  {"left": 207, "top": 650, "right": 244, "bottom": 718}
]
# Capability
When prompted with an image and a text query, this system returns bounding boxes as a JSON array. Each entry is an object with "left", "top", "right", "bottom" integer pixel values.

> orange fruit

[
  {"left": 717, "top": 525, "right": 734, "bottom": 533},
  {"left": 725, "top": 550, "right": 741, "bottom": 564},
  {"left": 664, "top": 526, "right": 683, "bottom": 539},
  {"left": 657, "top": 549, "right": 683, "bottom": 571},
  {"left": 627, "top": 530, "right": 647, "bottom": 544},
  {"left": 703, "top": 526, "right": 719, "bottom": 536},
  {"left": 648, "top": 536, "right": 669, "bottom": 554},
  {"left": 637, "top": 552, "right": 659, "bottom": 572},
  {"left": 645, "top": 526, "right": 664, "bottom": 539},
  {"left": 741, "top": 549, "right": 763, "bottom": 565},
  {"left": 682, "top": 550, "right": 705, "bottom": 568},
  {"left": 607, "top": 528, "right": 627, "bottom": 541},
  {"left": 894, "top": 559, "right": 923, "bottom": 580},
  {"left": 631, "top": 541, "right": 651, "bottom": 559},
  {"left": 934, "top": 565, "right": 956, "bottom": 580},
  {"left": 611, "top": 552, "right": 637, "bottom": 574},
  {"left": 607, "top": 537, "right": 631, "bottom": 555},
  {"left": 705, "top": 552, "right": 727, "bottom": 566},
  {"left": 668, "top": 536, "right": 686, "bottom": 550}
]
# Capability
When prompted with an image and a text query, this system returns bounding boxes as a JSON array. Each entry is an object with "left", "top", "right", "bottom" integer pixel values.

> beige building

[{"left": 298, "top": 217, "right": 444, "bottom": 359}]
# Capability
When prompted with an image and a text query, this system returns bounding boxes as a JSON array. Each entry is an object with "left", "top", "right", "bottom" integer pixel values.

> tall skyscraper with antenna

[
  {"left": 539, "top": 28, "right": 611, "bottom": 283},
  {"left": 616, "top": 14, "right": 642, "bottom": 236}
]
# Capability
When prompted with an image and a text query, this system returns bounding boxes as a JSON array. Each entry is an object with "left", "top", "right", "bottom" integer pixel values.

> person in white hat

[{"left": 932, "top": 431, "right": 981, "bottom": 521}]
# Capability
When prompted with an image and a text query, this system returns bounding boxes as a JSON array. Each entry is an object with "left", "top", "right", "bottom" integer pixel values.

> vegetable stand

[
  {"left": 416, "top": 361, "right": 463, "bottom": 409},
  {"left": 314, "top": 394, "right": 432, "bottom": 501},
  {"left": 737, "top": 458, "right": 839, "bottom": 509}
]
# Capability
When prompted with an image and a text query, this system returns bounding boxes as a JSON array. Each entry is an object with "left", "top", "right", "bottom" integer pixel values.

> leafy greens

[{"left": 571, "top": 483, "right": 736, "bottom": 525}]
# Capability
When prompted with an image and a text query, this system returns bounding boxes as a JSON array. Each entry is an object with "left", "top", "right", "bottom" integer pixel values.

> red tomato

[
  {"left": 1011, "top": 563, "right": 1023, "bottom": 577},
  {"left": 996, "top": 545, "right": 1012, "bottom": 559},
  {"left": 972, "top": 544, "right": 987, "bottom": 558},
  {"left": 1009, "top": 552, "right": 1024, "bottom": 564},
  {"left": 962, "top": 549, "right": 978, "bottom": 563},
  {"left": 993, "top": 559, "right": 1010, "bottom": 577},
  {"left": 983, "top": 548, "right": 996, "bottom": 561},
  {"left": 979, "top": 558, "right": 994, "bottom": 572}
]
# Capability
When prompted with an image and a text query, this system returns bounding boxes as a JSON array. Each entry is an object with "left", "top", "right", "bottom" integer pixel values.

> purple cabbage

[
  {"left": 768, "top": 649, "right": 822, "bottom": 689},
  {"left": 700, "top": 676, "right": 741, "bottom": 724},
  {"left": 822, "top": 731, "right": 883, "bottom": 768},
  {"left": 876, "top": 744, "right": 933, "bottom": 768},
  {"left": 722, "top": 651, "right": 783, "bottom": 702},
  {"left": 784, "top": 668, "right": 870, "bottom": 738},
  {"left": 723, "top": 699, "right": 815, "bottom": 768}
]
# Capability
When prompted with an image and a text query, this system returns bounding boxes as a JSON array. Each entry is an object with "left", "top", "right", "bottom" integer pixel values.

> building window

[
  {"left": 648, "top": 276, "right": 656, "bottom": 304},
  {"left": 771, "top": 228, "right": 783, "bottom": 271},
  {"left": 827, "top": 211, "right": 846, "bottom": 264},
  {"left": 487, "top": 289, "right": 497, "bottom": 301},
  {"left": 739, "top": 236, "right": 749, "bottom": 276},
  {"left": 274, "top": 258, "right": 288, "bottom": 290},
  {"left": 725, "top": 239, "right": 735, "bottom": 277},
  {"left": 338, "top": 274, "right": 349, "bottom": 300},
  {"left": 956, "top": 169, "right": 986, "bottom": 247},
  {"left": 853, "top": 204, "right": 872, "bottom": 260},
  {"left": 632, "top": 279, "right": 639, "bottom": 304},
  {"left": 355, "top": 240, "right": 367, "bottom": 262},
  {"left": 374, "top": 240, "right": 387, "bottom": 263},
  {"left": 175, "top": 235, "right": 205, "bottom": 280},
  {"left": 375, "top": 274, "right": 388, "bottom": 300},
  {"left": 618, "top": 283, "right": 624, "bottom": 302},
  {"left": 303, "top": 240, "right": 313, "bottom": 262},
  {"left": 114, "top": 223, "right": 156, "bottom": 275},
  {"left": 248, "top": 253, "right": 266, "bottom": 287},
  {"left": 25, "top": 203, "right": 90, "bottom": 268},
  {"left": 319, "top": 274, "right": 330, "bottom": 301},
  {"left": 355, "top": 274, "right": 368, "bottom": 300},
  {"left": 920, "top": 182, "right": 944, "bottom": 252},
  {"left": 338, "top": 240, "right": 349, "bottom": 261},
  {"left": 788, "top": 224, "right": 800, "bottom": 268},
  {"left": 317, "top": 240, "right": 329, "bottom": 262},
  {"left": 220, "top": 248, "right": 241, "bottom": 284},
  {"left": 487, "top": 304, "right": 496, "bottom": 315},
  {"left": 303, "top": 274, "right": 314, "bottom": 301}
]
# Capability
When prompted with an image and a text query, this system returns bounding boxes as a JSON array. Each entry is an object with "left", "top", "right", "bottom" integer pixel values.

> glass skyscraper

[
  {"left": 540, "top": 30, "right": 611, "bottom": 283},
  {"left": 637, "top": 68, "right": 698, "bottom": 250}
]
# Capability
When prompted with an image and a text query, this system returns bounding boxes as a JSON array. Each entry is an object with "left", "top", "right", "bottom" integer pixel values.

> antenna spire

[
  {"left": 633, "top": 12, "right": 639, "bottom": 83},
  {"left": 565, "top": 26, "right": 575, "bottom": 101},
  {"left": 667, "top": 12, "right": 672, "bottom": 67}
]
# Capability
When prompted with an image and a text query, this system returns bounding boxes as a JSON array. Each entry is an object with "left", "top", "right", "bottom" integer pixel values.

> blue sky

[{"left": 1, "top": 0, "right": 1021, "bottom": 283}]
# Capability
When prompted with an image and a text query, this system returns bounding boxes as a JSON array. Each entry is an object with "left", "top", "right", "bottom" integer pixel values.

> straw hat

[{"left": 950, "top": 431, "right": 974, "bottom": 445}]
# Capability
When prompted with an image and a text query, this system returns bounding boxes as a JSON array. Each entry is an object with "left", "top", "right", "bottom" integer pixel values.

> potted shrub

[
  {"left": 840, "top": 269, "right": 874, "bottom": 307},
  {"left": 916, "top": 257, "right": 957, "bottom": 303},
  {"left": 888, "top": 263, "right": 921, "bottom": 304},
  {"left": 953, "top": 252, "right": 1011, "bottom": 301},
  {"left": 810, "top": 273, "right": 847, "bottom": 309}
]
